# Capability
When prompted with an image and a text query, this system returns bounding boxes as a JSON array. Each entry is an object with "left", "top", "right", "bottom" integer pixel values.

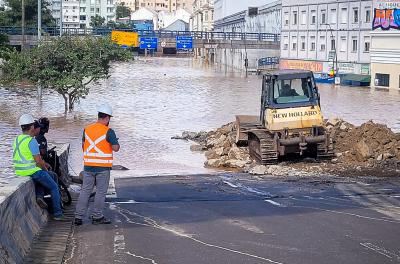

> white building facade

[
  {"left": 370, "top": 0, "right": 400, "bottom": 89},
  {"left": 190, "top": 0, "right": 214, "bottom": 31},
  {"left": 280, "top": 0, "right": 372, "bottom": 75}
]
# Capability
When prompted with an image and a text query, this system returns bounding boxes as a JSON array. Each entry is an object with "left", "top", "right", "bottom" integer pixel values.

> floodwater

[{"left": 1, "top": 57, "right": 400, "bottom": 181}]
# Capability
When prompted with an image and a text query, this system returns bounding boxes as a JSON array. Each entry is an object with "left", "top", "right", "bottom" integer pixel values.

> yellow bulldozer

[{"left": 236, "top": 70, "right": 333, "bottom": 164}]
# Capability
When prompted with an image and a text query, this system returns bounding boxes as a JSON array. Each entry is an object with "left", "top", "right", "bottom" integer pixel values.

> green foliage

[
  {"left": 1, "top": 36, "right": 131, "bottom": 111},
  {"left": 90, "top": 15, "right": 106, "bottom": 28},
  {"left": 0, "top": 0, "right": 55, "bottom": 27},
  {"left": 116, "top": 2, "right": 131, "bottom": 19}
]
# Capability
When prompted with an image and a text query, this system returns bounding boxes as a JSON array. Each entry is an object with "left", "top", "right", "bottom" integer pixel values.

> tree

[
  {"left": 0, "top": 0, "right": 55, "bottom": 27},
  {"left": 1, "top": 36, "right": 131, "bottom": 112},
  {"left": 90, "top": 15, "right": 106, "bottom": 28},
  {"left": 116, "top": 2, "right": 131, "bottom": 19}
]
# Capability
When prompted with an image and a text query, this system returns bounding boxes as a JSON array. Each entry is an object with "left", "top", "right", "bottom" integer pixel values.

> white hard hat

[
  {"left": 97, "top": 103, "right": 113, "bottom": 116},
  {"left": 19, "top": 114, "right": 35, "bottom": 126}
]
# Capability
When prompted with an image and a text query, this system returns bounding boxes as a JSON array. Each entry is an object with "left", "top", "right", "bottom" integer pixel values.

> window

[
  {"left": 365, "top": 8, "right": 371, "bottom": 23},
  {"left": 331, "top": 39, "right": 336, "bottom": 51},
  {"left": 321, "top": 11, "right": 326, "bottom": 24},
  {"left": 293, "top": 11, "right": 298, "bottom": 25},
  {"left": 311, "top": 10, "right": 316, "bottom": 24},
  {"left": 80, "top": 15, "right": 86, "bottom": 20},
  {"left": 364, "top": 36, "right": 370, "bottom": 52},
  {"left": 352, "top": 37, "right": 358, "bottom": 52},
  {"left": 301, "top": 11, "right": 307, "bottom": 25},
  {"left": 284, "top": 12, "right": 289, "bottom": 25},
  {"left": 310, "top": 36, "right": 316, "bottom": 51},
  {"left": 320, "top": 36, "right": 326, "bottom": 51},
  {"left": 301, "top": 36, "right": 306, "bottom": 50},
  {"left": 340, "top": 37, "right": 347, "bottom": 52},
  {"left": 375, "top": 73, "right": 390, "bottom": 87},
  {"left": 330, "top": 9, "right": 337, "bottom": 23},
  {"left": 353, "top": 8, "right": 359, "bottom": 23},
  {"left": 292, "top": 36, "right": 297, "bottom": 50},
  {"left": 341, "top": 8, "right": 347, "bottom": 24},
  {"left": 283, "top": 36, "right": 289, "bottom": 50},
  {"left": 273, "top": 78, "right": 314, "bottom": 104}
]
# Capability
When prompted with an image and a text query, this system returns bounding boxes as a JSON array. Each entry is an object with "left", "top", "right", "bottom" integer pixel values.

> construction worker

[
  {"left": 13, "top": 114, "right": 63, "bottom": 220},
  {"left": 74, "top": 103, "right": 120, "bottom": 225}
]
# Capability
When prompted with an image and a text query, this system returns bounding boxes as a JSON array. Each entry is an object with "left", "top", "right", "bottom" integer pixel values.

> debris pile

[{"left": 172, "top": 118, "right": 400, "bottom": 176}]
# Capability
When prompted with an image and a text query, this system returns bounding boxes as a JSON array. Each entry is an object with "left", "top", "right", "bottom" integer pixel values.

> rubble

[{"left": 174, "top": 119, "right": 400, "bottom": 177}]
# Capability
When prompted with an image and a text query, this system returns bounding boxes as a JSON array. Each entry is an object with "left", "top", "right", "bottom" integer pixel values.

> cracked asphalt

[{"left": 64, "top": 174, "right": 400, "bottom": 264}]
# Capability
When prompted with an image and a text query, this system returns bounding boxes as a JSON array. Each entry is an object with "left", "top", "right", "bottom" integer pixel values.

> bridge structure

[{"left": 0, "top": 27, "right": 280, "bottom": 50}]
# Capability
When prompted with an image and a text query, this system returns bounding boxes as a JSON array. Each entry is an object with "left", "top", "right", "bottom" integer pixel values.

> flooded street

[{"left": 1, "top": 57, "right": 400, "bottom": 180}]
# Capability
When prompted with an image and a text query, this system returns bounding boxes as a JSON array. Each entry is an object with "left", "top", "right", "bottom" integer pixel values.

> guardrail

[{"left": 0, "top": 27, "right": 280, "bottom": 42}]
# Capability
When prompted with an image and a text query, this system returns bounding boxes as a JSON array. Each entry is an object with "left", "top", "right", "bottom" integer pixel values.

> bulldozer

[{"left": 236, "top": 70, "right": 333, "bottom": 164}]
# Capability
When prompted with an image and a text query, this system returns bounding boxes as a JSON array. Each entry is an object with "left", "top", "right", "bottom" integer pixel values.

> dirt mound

[{"left": 173, "top": 119, "right": 400, "bottom": 176}]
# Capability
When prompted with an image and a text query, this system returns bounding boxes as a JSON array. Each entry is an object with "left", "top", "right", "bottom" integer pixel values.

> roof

[
  {"left": 266, "top": 70, "right": 314, "bottom": 79},
  {"left": 342, "top": 74, "right": 371, "bottom": 83}
]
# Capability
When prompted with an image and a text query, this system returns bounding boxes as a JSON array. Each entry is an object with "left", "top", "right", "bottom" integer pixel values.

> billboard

[
  {"left": 111, "top": 31, "right": 139, "bottom": 47},
  {"left": 280, "top": 60, "right": 323, "bottom": 72},
  {"left": 373, "top": 0, "right": 400, "bottom": 30}
]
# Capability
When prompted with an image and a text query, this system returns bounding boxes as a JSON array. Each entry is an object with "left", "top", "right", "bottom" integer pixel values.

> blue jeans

[{"left": 31, "top": 170, "right": 62, "bottom": 217}]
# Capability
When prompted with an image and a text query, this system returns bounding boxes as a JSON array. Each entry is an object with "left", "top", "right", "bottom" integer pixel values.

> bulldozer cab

[{"left": 260, "top": 70, "right": 320, "bottom": 126}]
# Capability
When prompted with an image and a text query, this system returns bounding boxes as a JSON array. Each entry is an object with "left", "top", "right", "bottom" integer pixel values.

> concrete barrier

[{"left": 0, "top": 144, "right": 70, "bottom": 264}]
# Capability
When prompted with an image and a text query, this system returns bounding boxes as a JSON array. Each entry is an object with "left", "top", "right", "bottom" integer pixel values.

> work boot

[
  {"left": 53, "top": 215, "right": 67, "bottom": 221},
  {"left": 92, "top": 216, "right": 111, "bottom": 225},
  {"left": 36, "top": 197, "right": 48, "bottom": 209},
  {"left": 74, "top": 218, "right": 83, "bottom": 226}
]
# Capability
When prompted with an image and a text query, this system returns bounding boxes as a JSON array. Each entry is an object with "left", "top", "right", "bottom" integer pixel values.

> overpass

[{"left": 0, "top": 27, "right": 280, "bottom": 50}]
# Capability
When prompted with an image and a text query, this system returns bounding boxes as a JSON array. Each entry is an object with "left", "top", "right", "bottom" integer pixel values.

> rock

[
  {"left": 340, "top": 123, "right": 348, "bottom": 131},
  {"left": 227, "top": 146, "right": 242, "bottom": 160},
  {"left": 331, "top": 158, "right": 339, "bottom": 163},
  {"left": 336, "top": 152, "right": 343, "bottom": 158},
  {"left": 377, "top": 154, "right": 383, "bottom": 161},
  {"left": 190, "top": 144, "right": 205, "bottom": 152},
  {"left": 205, "top": 149, "right": 218, "bottom": 159},
  {"left": 383, "top": 153, "right": 395, "bottom": 159},
  {"left": 249, "top": 165, "right": 267, "bottom": 175},
  {"left": 356, "top": 140, "right": 373, "bottom": 159},
  {"left": 204, "top": 159, "right": 221, "bottom": 167},
  {"left": 215, "top": 147, "right": 224, "bottom": 156},
  {"left": 327, "top": 118, "right": 341, "bottom": 127},
  {"left": 224, "top": 159, "right": 247, "bottom": 168}
]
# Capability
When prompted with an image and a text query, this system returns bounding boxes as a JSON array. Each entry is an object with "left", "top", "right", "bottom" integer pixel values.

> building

[
  {"left": 189, "top": 0, "right": 214, "bottom": 31},
  {"left": 158, "top": 8, "right": 190, "bottom": 29},
  {"left": 120, "top": 0, "right": 193, "bottom": 12},
  {"left": 370, "top": 0, "right": 400, "bottom": 89},
  {"left": 214, "top": 0, "right": 273, "bottom": 22},
  {"left": 79, "top": 0, "right": 116, "bottom": 28},
  {"left": 49, "top": 0, "right": 116, "bottom": 29},
  {"left": 213, "top": 0, "right": 281, "bottom": 33},
  {"left": 280, "top": 0, "right": 372, "bottom": 77},
  {"left": 131, "top": 7, "right": 158, "bottom": 29},
  {"left": 163, "top": 19, "right": 189, "bottom": 30}
]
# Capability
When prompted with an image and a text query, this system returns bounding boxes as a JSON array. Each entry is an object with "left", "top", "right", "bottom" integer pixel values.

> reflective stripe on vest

[
  {"left": 12, "top": 135, "right": 41, "bottom": 177},
  {"left": 83, "top": 123, "right": 113, "bottom": 167}
]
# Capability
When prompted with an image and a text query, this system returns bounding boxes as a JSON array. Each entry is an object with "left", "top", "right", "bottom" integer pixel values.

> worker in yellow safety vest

[
  {"left": 74, "top": 103, "right": 120, "bottom": 226},
  {"left": 12, "top": 114, "right": 63, "bottom": 220}
]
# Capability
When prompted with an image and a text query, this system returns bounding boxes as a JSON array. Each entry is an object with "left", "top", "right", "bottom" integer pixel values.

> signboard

[
  {"left": 373, "top": 0, "right": 400, "bottom": 30},
  {"left": 111, "top": 31, "right": 139, "bottom": 47},
  {"left": 161, "top": 41, "right": 166, "bottom": 48},
  {"left": 258, "top": 57, "right": 279, "bottom": 67},
  {"left": 328, "top": 51, "right": 336, "bottom": 60},
  {"left": 280, "top": 60, "right": 323, "bottom": 72},
  {"left": 176, "top": 36, "right": 193, "bottom": 49},
  {"left": 139, "top": 37, "right": 158, "bottom": 49}
]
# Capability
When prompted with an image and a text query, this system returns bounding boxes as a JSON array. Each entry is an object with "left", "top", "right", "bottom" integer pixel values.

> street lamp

[
  {"left": 21, "top": 0, "right": 25, "bottom": 51},
  {"left": 38, "top": 0, "right": 42, "bottom": 41},
  {"left": 321, "top": 23, "right": 338, "bottom": 78}
]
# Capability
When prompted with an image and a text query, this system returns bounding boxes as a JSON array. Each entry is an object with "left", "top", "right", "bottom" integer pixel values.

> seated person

[{"left": 280, "top": 84, "right": 299, "bottom": 97}]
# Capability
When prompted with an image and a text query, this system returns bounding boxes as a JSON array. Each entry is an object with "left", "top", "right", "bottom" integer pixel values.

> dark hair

[
  {"left": 38, "top": 117, "right": 50, "bottom": 128},
  {"left": 21, "top": 124, "right": 33, "bottom": 132},
  {"left": 98, "top": 112, "right": 110, "bottom": 119}
]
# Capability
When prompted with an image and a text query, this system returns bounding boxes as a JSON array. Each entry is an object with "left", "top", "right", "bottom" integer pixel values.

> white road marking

[
  {"left": 223, "top": 181, "right": 239, "bottom": 188},
  {"left": 116, "top": 206, "right": 284, "bottom": 264},
  {"left": 360, "top": 243, "right": 400, "bottom": 260},
  {"left": 112, "top": 200, "right": 142, "bottom": 204},
  {"left": 126, "top": 252, "right": 158, "bottom": 264},
  {"left": 114, "top": 234, "right": 126, "bottom": 254},
  {"left": 265, "top": 200, "right": 283, "bottom": 207},
  {"left": 107, "top": 173, "right": 117, "bottom": 198},
  {"left": 220, "top": 176, "right": 271, "bottom": 196}
]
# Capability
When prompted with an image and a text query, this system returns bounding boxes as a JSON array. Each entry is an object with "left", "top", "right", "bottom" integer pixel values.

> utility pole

[
  {"left": 59, "top": 0, "right": 63, "bottom": 36},
  {"left": 322, "top": 23, "right": 338, "bottom": 78},
  {"left": 21, "top": 0, "right": 26, "bottom": 51},
  {"left": 38, "top": 0, "right": 42, "bottom": 41}
]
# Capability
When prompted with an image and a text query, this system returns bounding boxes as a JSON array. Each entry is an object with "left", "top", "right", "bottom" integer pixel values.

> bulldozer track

[
  {"left": 317, "top": 139, "right": 334, "bottom": 160},
  {"left": 248, "top": 130, "right": 278, "bottom": 165}
]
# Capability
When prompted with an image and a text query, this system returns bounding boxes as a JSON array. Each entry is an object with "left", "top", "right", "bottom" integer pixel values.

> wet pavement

[
  {"left": 1, "top": 58, "right": 400, "bottom": 180},
  {"left": 65, "top": 174, "right": 400, "bottom": 264}
]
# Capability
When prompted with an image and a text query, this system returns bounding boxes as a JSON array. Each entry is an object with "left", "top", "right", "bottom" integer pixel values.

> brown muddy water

[{"left": 1, "top": 57, "right": 400, "bottom": 181}]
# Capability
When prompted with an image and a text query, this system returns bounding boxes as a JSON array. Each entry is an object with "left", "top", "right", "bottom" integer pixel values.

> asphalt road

[{"left": 65, "top": 174, "right": 400, "bottom": 264}]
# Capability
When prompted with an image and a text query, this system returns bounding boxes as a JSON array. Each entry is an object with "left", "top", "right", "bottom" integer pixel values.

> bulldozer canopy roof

[{"left": 266, "top": 70, "right": 314, "bottom": 80}]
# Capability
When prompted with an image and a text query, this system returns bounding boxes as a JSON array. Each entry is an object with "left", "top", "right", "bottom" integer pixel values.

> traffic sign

[
  {"left": 111, "top": 31, "right": 139, "bottom": 47},
  {"left": 161, "top": 41, "right": 166, "bottom": 48},
  {"left": 176, "top": 36, "right": 193, "bottom": 50},
  {"left": 139, "top": 37, "right": 158, "bottom": 49}
]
